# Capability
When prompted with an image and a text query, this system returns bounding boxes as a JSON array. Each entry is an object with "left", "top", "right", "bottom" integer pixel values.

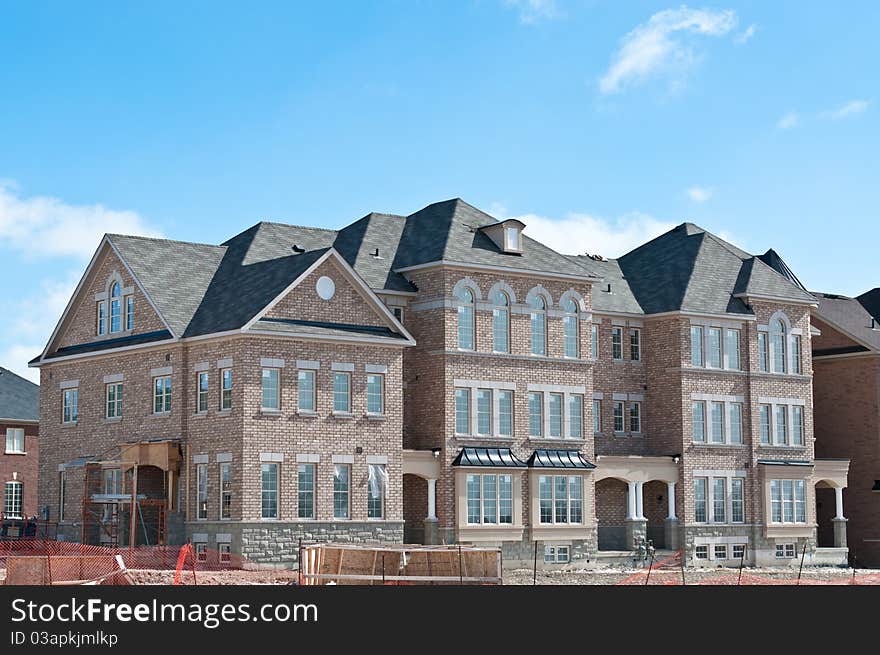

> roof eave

[{"left": 393, "top": 259, "right": 601, "bottom": 283}]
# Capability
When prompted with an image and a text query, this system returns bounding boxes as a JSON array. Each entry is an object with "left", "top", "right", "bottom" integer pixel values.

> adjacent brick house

[
  {"left": 0, "top": 367, "right": 40, "bottom": 522},
  {"left": 810, "top": 289, "right": 880, "bottom": 566},
  {"left": 31, "top": 199, "right": 849, "bottom": 567}
]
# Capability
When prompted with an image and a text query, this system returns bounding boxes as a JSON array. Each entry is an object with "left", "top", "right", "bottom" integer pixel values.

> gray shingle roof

[
  {"left": 616, "top": 223, "right": 815, "bottom": 315},
  {"left": 251, "top": 318, "right": 409, "bottom": 343},
  {"left": 569, "top": 256, "right": 644, "bottom": 314},
  {"left": 0, "top": 367, "right": 39, "bottom": 421},
  {"left": 812, "top": 291, "right": 880, "bottom": 352},
  {"left": 393, "top": 199, "right": 597, "bottom": 279}
]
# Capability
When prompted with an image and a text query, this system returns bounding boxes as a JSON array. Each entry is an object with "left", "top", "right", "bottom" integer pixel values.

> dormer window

[
  {"left": 479, "top": 219, "right": 525, "bottom": 254},
  {"left": 96, "top": 274, "right": 135, "bottom": 336}
]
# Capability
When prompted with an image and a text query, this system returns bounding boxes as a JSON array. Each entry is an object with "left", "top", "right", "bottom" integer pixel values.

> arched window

[
  {"left": 109, "top": 283, "right": 122, "bottom": 333},
  {"left": 562, "top": 297, "right": 579, "bottom": 358},
  {"left": 457, "top": 287, "right": 475, "bottom": 350},
  {"left": 770, "top": 317, "right": 787, "bottom": 373},
  {"left": 493, "top": 291, "right": 510, "bottom": 353},
  {"left": 530, "top": 295, "right": 546, "bottom": 356}
]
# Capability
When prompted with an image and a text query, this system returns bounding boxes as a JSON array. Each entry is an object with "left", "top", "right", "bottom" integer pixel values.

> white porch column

[
  {"left": 834, "top": 486, "right": 845, "bottom": 520},
  {"left": 427, "top": 478, "right": 437, "bottom": 520},
  {"left": 626, "top": 481, "right": 637, "bottom": 520},
  {"left": 666, "top": 482, "right": 677, "bottom": 519},
  {"left": 635, "top": 481, "right": 645, "bottom": 520}
]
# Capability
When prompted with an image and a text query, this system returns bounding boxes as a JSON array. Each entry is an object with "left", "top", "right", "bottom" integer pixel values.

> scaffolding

[{"left": 80, "top": 438, "right": 181, "bottom": 549}]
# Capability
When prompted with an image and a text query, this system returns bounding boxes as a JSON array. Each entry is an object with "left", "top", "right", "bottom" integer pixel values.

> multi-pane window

[
  {"left": 493, "top": 292, "right": 510, "bottom": 353},
  {"left": 466, "top": 473, "right": 512, "bottom": 524},
  {"left": 562, "top": 297, "right": 579, "bottom": 358},
  {"left": 62, "top": 388, "right": 78, "bottom": 424},
  {"left": 611, "top": 327, "right": 623, "bottom": 360},
  {"left": 692, "top": 401, "right": 706, "bottom": 442},
  {"left": 220, "top": 368, "right": 233, "bottom": 410},
  {"left": 712, "top": 478, "right": 726, "bottom": 522},
  {"left": 366, "top": 374, "right": 384, "bottom": 415},
  {"left": 110, "top": 283, "right": 122, "bottom": 333},
  {"left": 707, "top": 328, "right": 722, "bottom": 368},
  {"left": 548, "top": 393, "right": 563, "bottom": 438},
  {"left": 530, "top": 296, "right": 546, "bottom": 356},
  {"left": 126, "top": 295, "right": 134, "bottom": 331},
  {"left": 690, "top": 326, "right": 704, "bottom": 366},
  {"left": 726, "top": 329, "right": 740, "bottom": 370},
  {"left": 333, "top": 464, "right": 350, "bottom": 519},
  {"left": 392, "top": 306, "right": 404, "bottom": 324},
  {"left": 629, "top": 402, "right": 641, "bottom": 433},
  {"left": 731, "top": 478, "right": 744, "bottom": 523},
  {"left": 104, "top": 468, "right": 122, "bottom": 495},
  {"left": 455, "top": 389, "right": 470, "bottom": 434},
  {"left": 529, "top": 392, "right": 543, "bottom": 437},
  {"left": 710, "top": 402, "right": 725, "bottom": 444},
  {"left": 498, "top": 390, "right": 513, "bottom": 437},
  {"left": 694, "top": 478, "right": 707, "bottom": 522},
  {"left": 197, "top": 372, "right": 209, "bottom": 413},
  {"left": 194, "top": 543, "right": 208, "bottom": 563},
  {"left": 791, "top": 406, "right": 804, "bottom": 445},
  {"left": 219, "top": 543, "right": 231, "bottom": 563},
  {"left": 5, "top": 428, "right": 24, "bottom": 453},
  {"left": 367, "top": 464, "right": 386, "bottom": 519},
  {"left": 792, "top": 336, "right": 802, "bottom": 374},
  {"left": 695, "top": 545, "right": 709, "bottom": 560},
  {"left": 297, "top": 463, "right": 315, "bottom": 519},
  {"left": 774, "top": 405, "right": 787, "bottom": 445},
  {"left": 569, "top": 395, "right": 583, "bottom": 439},
  {"left": 220, "top": 462, "right": 232, "bottom": 520},
  {"left": 544, "top": 545, "right": 570, "bottom": 563},
  {"left": 591, "top": 324, "right": 599, "bottom": 359},
  {"left": 776, "top": 544, "right": 796, "bottom": 558},
  {"left": 729, "top": 403, "right": 743, "bottom": 444},
  {"left": 770, "top": 479, "right": 806, "bottom": 523},
  {"left": 97, "top": 301, "right": 106, "bottom": 335},
  {"left": 714, "top": 545, "right": 728, "bottom": 560},
  {"left": 613, "top": 401, "right": 624, "bottom": 433},
  {"left": 261, "top": 463, "right": 278, "bottom": 519},
  {"left": 732, "top": 544, "right": 746, "bottom": 560},
  {"left": 153, "top": 376, "right": 172, "bottom": 414},
  {"left": 260, "top": 369, "right": 280, "bottom": 410},
  {"left": 759, "top": 405, "right": 771, "bottom": 444},
  {"left": 457, "top": 287, "right": 475, "bottom": 350},
  {"left": 476, "top": 389, "right": 493, "bottom": 435},
  {"left": 758, "top": 333, "right": 769, "bottom": 372},
  {"left": 333, "top": 372, "right": 351, "bottom": 413},
  {"left": 771, "top": 319, "right": 787, "bottom": 373},
  {"left": 592, "top": 399, "right": 601, "bottom": 433},
  {"left": 4, "top": 481, "right": 23, "bottom": 518},
  {"left": 297, "top": 370, "right": 315, "bottom": 412},
  {"left": 106, "top": 382, "right": 123, "bottom": 419},
  {"left": 539, "top": 475, "right": 583, "bottom": 524},
  {"left": 197, "top": 463, "right": 208, "bottom": 520},
  {"left": 630, "top": 329, "right": 641, "bottom": 361}
]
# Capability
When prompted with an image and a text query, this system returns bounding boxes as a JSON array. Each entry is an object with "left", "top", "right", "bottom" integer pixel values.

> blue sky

[{"left": 1, "top": 1, "right": 878, "bottom": 380}]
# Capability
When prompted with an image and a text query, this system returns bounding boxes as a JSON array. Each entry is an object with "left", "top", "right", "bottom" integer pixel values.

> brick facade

[{"left": 1, "top": 421, "right": 39, "bottom": 519}]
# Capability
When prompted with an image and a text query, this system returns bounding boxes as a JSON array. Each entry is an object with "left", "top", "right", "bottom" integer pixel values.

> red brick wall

[{"left": 1, "top": 422, "right": 39, "bottom": 518}]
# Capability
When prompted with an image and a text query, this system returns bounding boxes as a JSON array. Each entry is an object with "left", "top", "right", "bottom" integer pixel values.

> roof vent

[
  {"left": 604, "top": 283, "right": 613, "bottom": 293},
  {"left": 587, "top": 253, "right": 606, "bottom": 261},
  {"left": 371, "top": 248, "right": 382, "bottom": 259},
  {"left": 291, "top": 244, "right": 306, "bottom": 254},
  {"left": 871, "top": 318, "right": 879, "bottom": 331}
]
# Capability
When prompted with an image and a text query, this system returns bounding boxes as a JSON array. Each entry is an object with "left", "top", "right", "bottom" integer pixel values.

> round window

[{"left": 316, "top": 276, "right": 336, "bottom": 300}]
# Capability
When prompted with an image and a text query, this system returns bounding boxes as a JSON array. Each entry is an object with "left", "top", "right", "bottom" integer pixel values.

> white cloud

[
  {"left": 599, "top": 6, "right": 738, "bottom": 95},
  {"left": 0, "top": 181, "right": 161, "bottom": 260},
  {"left": 503, "top": 0, "right": 560, "bottom": 24},
  {"left": 687, "top": 186, "right": 713, "bottom": 203},
  {"left": 513, "top": 210, "right": 677, "bottom": 258},
  {"left": 735, "top": 23, "right": 757, "bottom": 44},
  {"left": 822, "top": 99, "right": 869, "bottom": 120},
  {"left": 777, "top": 112, "right": 800, "bottom": 129}
]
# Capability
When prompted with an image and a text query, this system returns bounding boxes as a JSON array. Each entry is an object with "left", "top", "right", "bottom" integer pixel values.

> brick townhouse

[
  {"left": 808, "top": 288, "right": 880, "bottom": 567},
  {"left": 30, "top": 199, "right": 850, "bottom": 568},
  {"left": 1, "top": 367, "right": 40, "bottom": 524}
]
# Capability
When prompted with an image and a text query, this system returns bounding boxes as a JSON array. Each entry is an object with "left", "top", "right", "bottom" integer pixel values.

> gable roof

[
  {"left": 0, "top": 367, "right": 39, "bottom": 422},
  {"left": 614, "top": 223, "right": 816, "bottom": 315},
  {"left": 812, "top": 290, "right": 880, "bottom": 353}
]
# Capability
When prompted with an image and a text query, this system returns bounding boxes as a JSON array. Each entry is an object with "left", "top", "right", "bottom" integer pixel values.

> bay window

[
  {"left": 538, "top": 475, "right": 583, "bottom": 524},
  {"left": 770, "top": 479, "right": 806, "bottom": 523},
  {"left": 466, "top": 473, "right": 513, "bottom": 524}
]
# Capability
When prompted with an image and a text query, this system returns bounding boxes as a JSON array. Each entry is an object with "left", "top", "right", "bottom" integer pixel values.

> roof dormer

[{"left": 479, "top": 218, "right": 525, "bottom": 255}]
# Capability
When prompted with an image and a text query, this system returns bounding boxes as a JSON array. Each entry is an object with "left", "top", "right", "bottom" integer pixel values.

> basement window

[{"left": 543, "top": 545, "right": 570, "bottom": 563}]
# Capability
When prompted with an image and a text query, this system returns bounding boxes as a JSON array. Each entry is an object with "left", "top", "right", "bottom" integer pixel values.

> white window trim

[
  {"left": 758, "top": 398, "right": 807, "bottom": 447},
  {"left": 690, "top": 322, "right": 742, "bottom": 371},
  {"left": 693, "top": 472, "right": 747, "bottom": 525},
  {"left": 5, "top": 428, "right": 25, "bottom": 454},
  {"left": 691, "top": 395, "right": 746, "bottom": 445},
  {"left": 454, "top": 382, "right": 517, "bottom": 438}
]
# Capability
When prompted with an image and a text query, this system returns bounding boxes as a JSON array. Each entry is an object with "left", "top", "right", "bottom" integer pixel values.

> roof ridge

[
  {"left": 108, "top": 233, "right": 225, "bottom": 249},
  {"left": 254, "top": 220, "right": 340, "bottom": 233},
  {"left": 0, "top": 366, "right": 38, "bottom": 388}
]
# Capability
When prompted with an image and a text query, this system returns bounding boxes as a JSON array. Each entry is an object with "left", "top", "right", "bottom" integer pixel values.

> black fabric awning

[
  {"left": 452, "top": 447, "right": 527, "bottom": 468},
  {"left": 527, "top": 449, "right": 596, "bottom": 469}
]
